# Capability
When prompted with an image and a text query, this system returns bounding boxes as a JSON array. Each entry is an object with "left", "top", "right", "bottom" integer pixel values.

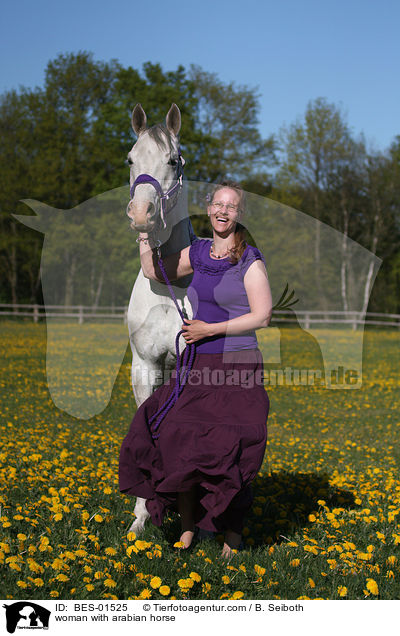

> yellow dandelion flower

[
  {"left": 366, "top": 579, "right": 379, "bottom": 596},
  {"left": 173, "top": 541, "right": 185, "bottom": 548},
  {"left": 8, "top": 561, "right": 22, "bottom": 572},
  {"left": 254, "top": 564, "right": 266, "bottom": 576},
  {"left": 94, "top": 514, "right": 103, "bottom": 522},
  {"left": 17, "top": 533, "right": 27, "bottom": 541},
  {"left": 135, "top": 540, "right": 150, "bottom": 550},
  {"left": 231, "top": 591, "right": 244, "bottom": 599},
  {"left": 105, "top": 547, "right": 117, "bottom": 556},
  {"left": 50, "top": 591, "right": 59, "bottom": 598},
  {"left": 308, "top": 514, "right": 317, "bottom": 522},
  {"left": 386, "top": 570, "right": 394, "bottom": 579},
  {"left": 17, "top": 581, "right": 28, "bottom": 588},
  {"left": 33, "top": 578, "right": 44, "bottom": 587},
  {"left": 126, "top": 545, "right": 138, "bottom": 557},
  {"left": 86, "top": 584, "right": 95, "bottom": 591},
  {"left": 222, "top": 575, "right": 230, "bottom": 584},
  {"left": 127, "top": 532, "right": 136, "bottom": 541},
  {"left": 139, "top": 588, "right": 152, "bottom": 599},
  {"left": 54, "top": 513, "right": 63, "bottom": 521},
  {"left": 308, "top": 578, "right": 315, "bottom": 588},
  {"left": 387, "top": 556, "right": 397, "bottom": 565},
  {"left": 51, "top": 558, "right": 65, "bottom": 571},
  {"left": 290, "top": 559, "right": 300, "bottom": 567},
  {"left": 337, "top": 586, "right": 347, "bottom": 597},
  {"left": 28, "top": 560, "right": 44, "bottom": 574},
  {"left": 239, "top": 564, "right": 246, "bottom": 572},
  {"left": 150, "top": 576, "right": 162, "bottom": 589},
  {"left": 103, "top": 487, "right": 112, "bottom": 494},
  {"left": 56, "top": 574, "right": 69, "bottom": 582},
  {"left": 304, "top": 545, "right": 318, "bottom": 555},
  {"left": 94, "top": 571, "right": 104, "bottom": 579},
  {"left": 178, "top": 578, "right": 194, "bottom": 589},
  {"left": 189, "top": 572, "right": 201, "bottom": 582},
  {"left": 202, "top": 582, "right": 211, "bottom": 593},
  {"left": 104, "top": 578, "right": 117, "bottom": 588}
]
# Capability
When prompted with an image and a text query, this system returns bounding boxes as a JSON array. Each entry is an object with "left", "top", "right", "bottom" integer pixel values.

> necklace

[{"left": 210, "top": 241, "right": 230, "bottom": 259}]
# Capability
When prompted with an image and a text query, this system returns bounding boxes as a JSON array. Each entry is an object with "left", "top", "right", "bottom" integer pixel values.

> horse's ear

[
  {"left": 166, "top": 103, "right": 181, "bottom": 136},
  {"left": 132, "top": 103, "right": 147, "bottom": 135}
]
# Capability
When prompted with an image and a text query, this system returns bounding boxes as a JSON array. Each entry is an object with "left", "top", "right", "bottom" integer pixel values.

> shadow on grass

[
  {"left": 247, "top": 470, "right": 356, "bottom": 547},
  {"left": 143, "top": 470, "right": 357, "bottom": 551}
]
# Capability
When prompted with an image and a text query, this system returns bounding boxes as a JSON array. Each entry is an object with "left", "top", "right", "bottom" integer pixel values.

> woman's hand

[{"left": 181, "top": 319, "right": 212, "bottom": 343}]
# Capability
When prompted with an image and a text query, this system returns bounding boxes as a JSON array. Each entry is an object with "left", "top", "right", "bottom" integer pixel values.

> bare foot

[
  {"left": 180, "top": 529, "right": 195, "bottom": 548},
  {"left": 221, "top": 529, "right": 241, "bottom": 559}
]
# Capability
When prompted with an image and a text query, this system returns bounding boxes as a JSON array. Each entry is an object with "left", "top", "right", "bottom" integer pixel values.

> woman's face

[{"left": 208, "top": 187, "right": 241, "bottom": 235}]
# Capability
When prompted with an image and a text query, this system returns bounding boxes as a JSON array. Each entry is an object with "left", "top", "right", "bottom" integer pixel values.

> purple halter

[{"left": 129, "top": 153, "right": 184, "bottom": 229}]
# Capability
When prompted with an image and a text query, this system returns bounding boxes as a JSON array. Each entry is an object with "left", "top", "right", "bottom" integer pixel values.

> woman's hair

[{"left": 208, "top": 180, "right": 247, "bottom": 265}]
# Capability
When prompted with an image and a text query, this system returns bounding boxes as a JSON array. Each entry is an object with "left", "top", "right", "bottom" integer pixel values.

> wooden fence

[{"left": 1, "top": 304, "right": 400, "bottom": 329}]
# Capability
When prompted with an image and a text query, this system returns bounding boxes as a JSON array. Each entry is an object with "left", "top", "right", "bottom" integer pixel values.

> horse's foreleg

[
  {"left": 128, "top": 497, "right": 150, "bottom": 535},
  {"left": 128, "top": 341, "right": 165, "bottom": 535}
]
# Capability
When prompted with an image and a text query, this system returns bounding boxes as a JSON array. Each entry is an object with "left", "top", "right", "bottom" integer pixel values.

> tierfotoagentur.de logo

[{"left": 2, "top": 602, "right": 51, "bottom": 633}]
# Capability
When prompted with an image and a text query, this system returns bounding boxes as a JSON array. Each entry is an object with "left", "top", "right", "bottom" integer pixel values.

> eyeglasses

[{"left": 210, "top": 202, "right": 239, "bottom": 213}]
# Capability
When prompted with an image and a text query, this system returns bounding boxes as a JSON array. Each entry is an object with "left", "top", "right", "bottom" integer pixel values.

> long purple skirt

[{"left": 119, "top": 347, "right": 269, "bottom": 534}]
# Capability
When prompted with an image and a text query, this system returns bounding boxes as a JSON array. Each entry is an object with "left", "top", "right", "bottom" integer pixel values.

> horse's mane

[{"left": 146, "top": 123, "right": 173, "bottom": 152}]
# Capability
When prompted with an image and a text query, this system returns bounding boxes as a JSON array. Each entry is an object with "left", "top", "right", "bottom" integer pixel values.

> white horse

[{"left": 125, "top": 103, "right": 197, "bottom": 534}]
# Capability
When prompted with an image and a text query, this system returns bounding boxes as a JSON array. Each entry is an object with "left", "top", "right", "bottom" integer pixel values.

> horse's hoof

[{"left": 128, "top": 520, "right": 146, "bottom": 536}]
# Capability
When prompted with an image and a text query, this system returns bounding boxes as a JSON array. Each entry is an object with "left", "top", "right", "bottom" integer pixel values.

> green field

[{"left": 0, "top": 322, "right": 399, "bottom": 600}]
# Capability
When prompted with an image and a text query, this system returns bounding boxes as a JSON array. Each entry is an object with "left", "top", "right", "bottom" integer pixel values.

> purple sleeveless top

[{"left": 187, "top": 238, "right": 266, "bottom": 353}]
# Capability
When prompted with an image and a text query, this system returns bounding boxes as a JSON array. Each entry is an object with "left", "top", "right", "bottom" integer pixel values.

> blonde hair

[{"left": 208, "top": 180, "right": 247, "bottom": 265}]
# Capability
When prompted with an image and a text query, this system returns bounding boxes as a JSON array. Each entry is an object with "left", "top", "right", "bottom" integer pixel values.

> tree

[
  {"left": 189, "top": 65, "right": 276, "bottom": 182},
  {"left": 276, "top": 97, "right": 360, "bottom": 312}
]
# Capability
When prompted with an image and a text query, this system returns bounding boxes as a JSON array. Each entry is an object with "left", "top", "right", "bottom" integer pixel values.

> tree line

[{"left": 0, "top": 52, "right": 399, "bottom": 312}]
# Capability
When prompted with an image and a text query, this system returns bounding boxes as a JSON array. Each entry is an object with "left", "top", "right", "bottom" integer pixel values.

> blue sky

[{"left": 1, "top": 0, "right": 399, "bottom": 151}]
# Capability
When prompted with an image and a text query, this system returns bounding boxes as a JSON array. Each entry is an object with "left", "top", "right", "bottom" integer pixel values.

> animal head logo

[{"left": 3, "top": 602, "right": 51, "bottom": 634}]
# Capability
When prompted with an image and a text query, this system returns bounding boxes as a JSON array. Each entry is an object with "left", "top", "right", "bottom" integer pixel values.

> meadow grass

[{"left": 0, "top": 321, "right": 399, "bottom": 600}]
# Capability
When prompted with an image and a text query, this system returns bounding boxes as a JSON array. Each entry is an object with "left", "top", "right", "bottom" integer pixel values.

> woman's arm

[
  {"left": 138, "top": 232, "right": 193, "bottom": 282},
  {"left": 181, "top": 259, "right": 272, "bottom": 343}
]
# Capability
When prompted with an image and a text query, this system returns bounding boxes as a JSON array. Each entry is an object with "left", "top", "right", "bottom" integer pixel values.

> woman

[{"left": 119, "top": 181, "right": 272, "bottom": 558}]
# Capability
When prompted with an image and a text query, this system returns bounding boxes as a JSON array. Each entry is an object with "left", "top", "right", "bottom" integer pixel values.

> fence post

[
  {"left": 124, "top": 306, "right": 128, "bottom": 325},
  {"left": 33, "top": 304, "right": 39, "bottom": 323},
  {"left": 79, "top": 306, "right": 84, "bottom": 324},
  {"left": 304, "top": 313, "right": 310, "bottom": 329}
]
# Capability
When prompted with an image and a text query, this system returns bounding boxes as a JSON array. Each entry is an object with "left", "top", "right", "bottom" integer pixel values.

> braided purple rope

[{"left": 148, "top": 255, "right": 196, "bottom": 440}]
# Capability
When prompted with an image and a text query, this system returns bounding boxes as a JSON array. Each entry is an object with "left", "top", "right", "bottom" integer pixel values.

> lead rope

[{"left": 147, "top": 249, "right": 196, "bottom": 440}]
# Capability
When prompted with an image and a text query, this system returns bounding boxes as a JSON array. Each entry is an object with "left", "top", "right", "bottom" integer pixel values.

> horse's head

[{"left": 126, "top": 103, "right": 184, "bottom": 233}]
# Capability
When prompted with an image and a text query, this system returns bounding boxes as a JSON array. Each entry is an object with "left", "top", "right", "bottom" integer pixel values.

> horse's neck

[{"left": 158, "top": 186, "right": 195, "bottom": 257}]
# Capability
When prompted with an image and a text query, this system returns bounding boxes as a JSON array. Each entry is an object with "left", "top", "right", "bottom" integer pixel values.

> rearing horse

[{"left": 125, "top": 103, "right": 197, "bottom": 534}]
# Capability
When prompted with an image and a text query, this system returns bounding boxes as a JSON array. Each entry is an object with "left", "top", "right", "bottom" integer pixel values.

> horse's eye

[{"left": 168, "top": 157, "right": 178, "bottom": 166}]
